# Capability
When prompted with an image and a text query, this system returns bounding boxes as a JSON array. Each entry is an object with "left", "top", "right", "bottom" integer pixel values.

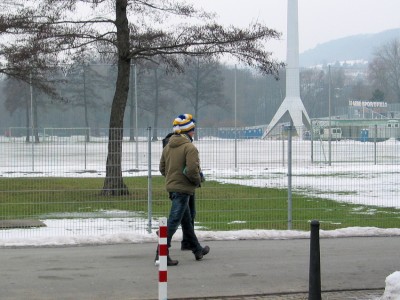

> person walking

[
  {"left": 157, "top": 114, "right": 210, "bottom": 266},
  {"left": 161, "top": 132, "right": 204, "bottom": 251}
]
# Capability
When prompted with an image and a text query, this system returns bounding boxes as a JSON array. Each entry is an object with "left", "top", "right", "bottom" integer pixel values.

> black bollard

[{"left": 309, "top": 220, "right": 321, "bottom": 300}]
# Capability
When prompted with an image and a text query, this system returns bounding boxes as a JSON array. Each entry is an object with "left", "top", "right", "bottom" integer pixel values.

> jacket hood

[{"left": 168, "top": 134, "right": 191, "bottom": 148}]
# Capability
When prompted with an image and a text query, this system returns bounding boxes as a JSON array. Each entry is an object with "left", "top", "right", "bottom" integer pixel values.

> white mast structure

[{"left": 262, "top": 0, "right": 310, "bottom": 139}]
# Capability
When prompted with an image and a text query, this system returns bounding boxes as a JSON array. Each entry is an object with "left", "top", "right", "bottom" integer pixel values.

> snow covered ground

[
  {"left": 1, "top": 136, "right": 400, "bottom": 235},
  {"left": 2, "top": 136, "right": 400, "bottom": 208},
  {"left": 382, "top": 272, "right": 400, "bottom": 300},
  {"left": 1, "top": 136, "right": 400, "bottom": 244},
  {"left": 0, "top": 219, "right": 399, "bottom": 300},
  {"left": 0, "top": 136, "right": 399, "bottom": 298}
]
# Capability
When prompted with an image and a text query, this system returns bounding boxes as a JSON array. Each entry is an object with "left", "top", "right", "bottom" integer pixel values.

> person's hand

[{"left": 200, "top": 172, "right": 205, "bottom": 182}]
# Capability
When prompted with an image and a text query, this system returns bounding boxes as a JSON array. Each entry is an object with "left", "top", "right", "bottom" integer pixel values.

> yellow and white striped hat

[{"left": 172, "top": 114, "right": 196, "bottom": 133}]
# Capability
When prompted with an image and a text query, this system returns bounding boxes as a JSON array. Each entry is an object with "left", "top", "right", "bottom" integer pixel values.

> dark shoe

[
  {"left": 194, "top": 245, "right": 210, "bottom": 261},
  {"left": 202, "top": 245, "right": 210, "bottom": 256},
  {"left": 155, "top": 250, "right": 179, "bottom": 266},
  {"left": 155, "top": 231, "right": 178, "bottom": 266},
  {"left": 167, "top": 255, "right": 179, "bottom": 266}
]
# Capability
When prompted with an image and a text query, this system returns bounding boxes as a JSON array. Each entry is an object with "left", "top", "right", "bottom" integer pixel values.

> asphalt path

[{"left": 0, "top": 237, "right": 398, "bottom": 299}]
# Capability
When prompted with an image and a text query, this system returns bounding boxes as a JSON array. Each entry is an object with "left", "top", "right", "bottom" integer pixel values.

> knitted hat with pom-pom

[{"left": 172, "top": 114, "right": 196, "bottom": 134}]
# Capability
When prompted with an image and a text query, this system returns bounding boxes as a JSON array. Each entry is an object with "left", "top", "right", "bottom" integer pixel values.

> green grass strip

[{"left": 0, "top": 176, "right": 399, "bottom": 231}]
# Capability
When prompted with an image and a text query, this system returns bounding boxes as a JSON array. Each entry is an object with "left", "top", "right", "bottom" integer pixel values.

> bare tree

[
  {"left": 4, "top": 0, "right": 283, "bottom": 195},
  {"left": 173, "top": 57, "right": 226, "bottom": 133},
  {"left": 368, "top": 39, "right": 400, "bottom": 103},
  {"left": 1, "top": 4, "right": 66, "bottom": 144},
  {"left": 0, "top": 7, "right": 60, "bottom": 93},
  {"left": 3, "top": 78, "right": 31, "bottom": 141},
  {"left": 60, "top": 63, "right": 110, "bottom": 141}
]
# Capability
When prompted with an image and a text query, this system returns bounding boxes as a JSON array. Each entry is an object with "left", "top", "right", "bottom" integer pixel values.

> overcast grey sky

[{"left": 194, "top": 0, "right": 400, "bottom": 61}]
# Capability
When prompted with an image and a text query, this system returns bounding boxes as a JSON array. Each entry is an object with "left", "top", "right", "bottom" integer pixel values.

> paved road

[{"left": 0, "top": 237, "right": 397, "bottom": 299}]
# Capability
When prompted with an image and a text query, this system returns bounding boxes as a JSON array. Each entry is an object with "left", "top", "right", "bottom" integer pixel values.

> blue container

[{"left": 360, "top": 129, "right": 369, "bottom": 142}]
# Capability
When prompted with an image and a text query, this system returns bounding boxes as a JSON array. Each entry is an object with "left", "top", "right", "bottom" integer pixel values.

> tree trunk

[{"left": 102, "top": 0, "right": 130, "bottom": 196}]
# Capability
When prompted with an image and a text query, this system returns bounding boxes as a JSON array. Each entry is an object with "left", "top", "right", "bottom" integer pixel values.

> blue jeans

[
  {"left": 167, "top": 192, "right": 202, "bottom": 253},
  {"left": 181, "top": 194, "right": 196, "bottom": 247}
]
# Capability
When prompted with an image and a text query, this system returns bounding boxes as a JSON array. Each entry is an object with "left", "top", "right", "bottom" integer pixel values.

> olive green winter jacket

[{"left": 159, "top": 134, "right": 201, "bottom": 195}]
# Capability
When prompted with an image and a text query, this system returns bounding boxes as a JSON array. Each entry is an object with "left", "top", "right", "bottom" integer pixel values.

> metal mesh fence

[{"left": 0, "top": 127, "right": 399, "bottom": 240}]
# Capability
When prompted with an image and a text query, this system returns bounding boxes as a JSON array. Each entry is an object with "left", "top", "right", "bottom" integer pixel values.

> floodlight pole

[
  {"left": 134, "top": 65, "right": 139, "bottom": 169},
  {"left": 30, "top": 72, "right": 35, "bottom": 171},
  {"left": 234, "top": 65, "right": 238, "bottom": 170},
  {"left": 288, "top": 119, "right": 293, "bottom": 230},
  {"left": 328, "top": 66, "right": 332, "bottom": 166},
  {"left": 147, "top": 127, "right": 152, "bottom": 233}
]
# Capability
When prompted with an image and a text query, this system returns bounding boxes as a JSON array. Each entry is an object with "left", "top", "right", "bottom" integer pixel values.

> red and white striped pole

[{"left": 158, "top": 217, "right": 168, "bottom": 300}]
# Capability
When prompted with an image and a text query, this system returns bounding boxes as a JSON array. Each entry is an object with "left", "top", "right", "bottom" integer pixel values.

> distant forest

[{"left": 0, "top": 57, "right": 385, "bottom": 132}]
